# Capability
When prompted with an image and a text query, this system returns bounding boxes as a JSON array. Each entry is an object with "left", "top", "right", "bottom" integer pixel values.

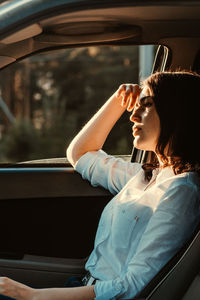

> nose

[{"left": 130, "top": 107, "right": 141, "bottom": 123}]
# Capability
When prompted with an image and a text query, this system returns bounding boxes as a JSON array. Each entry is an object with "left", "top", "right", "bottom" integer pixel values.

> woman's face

[{"left": 130, "top": 86, "right": 160, "bottom": 152}]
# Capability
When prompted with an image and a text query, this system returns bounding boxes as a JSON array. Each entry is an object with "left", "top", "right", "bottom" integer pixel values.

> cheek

[
  {"left": 149, "top": 109, "right": 160, "bottom": 131},
  {"left": 145, "top": 112, "right": 160, "bottom": 142}
]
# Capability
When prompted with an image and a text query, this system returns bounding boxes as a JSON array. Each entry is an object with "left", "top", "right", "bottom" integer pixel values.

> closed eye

[
  {"left": 143, "top": 101, "right": 152, "bottom": 107},
  {"left": 136, "top": 96, "right": 153, "bottom": 109}
]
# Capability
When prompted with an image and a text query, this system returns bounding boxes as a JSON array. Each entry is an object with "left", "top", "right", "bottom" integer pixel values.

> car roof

[{"left": 0, "top": 0, "right": 200, "bottom": 69}]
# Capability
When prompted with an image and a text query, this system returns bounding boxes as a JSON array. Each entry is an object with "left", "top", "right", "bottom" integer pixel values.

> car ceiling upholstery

[{"left": 0, "top": 0, "right": 200, "bottom": 69}]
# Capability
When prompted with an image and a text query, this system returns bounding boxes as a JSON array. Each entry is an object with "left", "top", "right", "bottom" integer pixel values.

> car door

[
  {"left": 0, "top": 0, "right": 152, "bottom": 285},
  {"left": 0, "top": 165, "right": 113, "bottom": 288},
  {"left": 0, "top": 44, "right": 142, "bottom": 288}
]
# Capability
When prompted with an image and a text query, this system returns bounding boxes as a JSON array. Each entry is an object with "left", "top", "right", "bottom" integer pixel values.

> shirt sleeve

[
  {"left": 75, "top": 150, "right": 142, "bottom": 195},
  {"left": 94, "top": 182, "right": 200, "bottom": 299}
]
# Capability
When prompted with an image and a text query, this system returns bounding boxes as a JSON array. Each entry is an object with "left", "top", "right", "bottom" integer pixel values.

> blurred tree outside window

[{"left": 0, "top": 45, "right": 156, "bottom": 163}]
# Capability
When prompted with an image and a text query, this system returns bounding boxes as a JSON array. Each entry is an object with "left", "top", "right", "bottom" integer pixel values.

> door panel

[
  {"left": 0, "top": 167, "right": 111, "bottom": 199},
  {"left": 0, "top": 255, "right": 86, "bottom": 288},
  {"left": 0, "top": 167, "right": 112, "bottom": 287}
]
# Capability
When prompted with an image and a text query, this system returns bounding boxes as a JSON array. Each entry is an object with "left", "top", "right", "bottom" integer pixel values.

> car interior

[{"left": 0, "top": 0, "right": 200, "bottom": 299}]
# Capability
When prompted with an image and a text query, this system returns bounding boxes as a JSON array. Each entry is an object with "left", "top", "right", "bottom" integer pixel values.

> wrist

[
  {"left": 113, "top": 92, "right": 124, "bottom": 106},
  {"left": 29, "top": 288, "right": 40, "bottom": 300},
  {"left": 22, "top": 287, "right": 36, "bottom": 300},
  {"left": 109, "top": 93, "right": 126, "bottom": 114}
]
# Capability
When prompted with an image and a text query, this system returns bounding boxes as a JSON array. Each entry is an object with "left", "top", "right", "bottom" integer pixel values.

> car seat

[{"left": 132, "top": 222, "right": 200, "bottom": 299}]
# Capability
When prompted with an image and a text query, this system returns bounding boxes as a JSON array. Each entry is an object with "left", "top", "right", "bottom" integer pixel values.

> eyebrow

[{"left": 138, "top": 95, "right": 152, "bottom": 105}]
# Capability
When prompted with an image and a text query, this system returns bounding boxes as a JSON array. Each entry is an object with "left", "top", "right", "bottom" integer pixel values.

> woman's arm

[
  {"left": 66, "top": 84, "right": 140, "bottom": 167},
  {"left": 0, "top": 277, "right": 95, "bottom": 300}
]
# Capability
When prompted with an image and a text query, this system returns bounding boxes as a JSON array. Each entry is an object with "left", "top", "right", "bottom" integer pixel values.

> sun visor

[
  {"left": 34, "top": 22, "right": 141, "bottom": 44},
  {"left": 1, "top": 24, "right": 42, "bottom": 44}
]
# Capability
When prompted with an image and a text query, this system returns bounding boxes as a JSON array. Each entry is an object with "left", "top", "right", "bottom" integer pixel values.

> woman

[{"left": 1, "top": 71, "right": 200, "bottom": 299}]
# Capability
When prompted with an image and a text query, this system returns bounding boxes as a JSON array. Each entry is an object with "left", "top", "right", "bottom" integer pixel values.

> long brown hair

[{"left": 141, "top": 71, "right": 200, "bottom": 180}]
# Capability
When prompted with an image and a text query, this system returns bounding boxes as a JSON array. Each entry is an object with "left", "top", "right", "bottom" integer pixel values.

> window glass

[{"left": 0, "top": 45, "right": 156, "bottom": 163}]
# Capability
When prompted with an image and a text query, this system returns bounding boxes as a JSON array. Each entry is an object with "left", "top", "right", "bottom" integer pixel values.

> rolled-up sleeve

[
  {"left": 94, "top": 183, "right": 200, "bottom": 299},
  {"left": 75, "top": 150, "right": 141, "bottom": 195}
]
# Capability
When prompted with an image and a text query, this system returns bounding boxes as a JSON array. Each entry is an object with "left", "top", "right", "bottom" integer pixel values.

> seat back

[{"left": 133, "top": 222, "right": 200, "bottom": 300}]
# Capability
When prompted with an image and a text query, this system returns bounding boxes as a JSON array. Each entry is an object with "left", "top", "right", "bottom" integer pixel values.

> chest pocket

[{"left": 111, "top": 202, "right": 140, "bottom": 249}]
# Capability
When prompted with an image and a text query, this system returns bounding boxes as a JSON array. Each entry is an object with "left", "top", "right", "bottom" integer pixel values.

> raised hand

[{"left": 116, "top": 83, "right": 141, "bottom": 112}]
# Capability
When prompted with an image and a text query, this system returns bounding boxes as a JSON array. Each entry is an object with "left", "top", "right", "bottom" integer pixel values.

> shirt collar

[{"left": 152, "top": 166, "right": 175, "bottom": 184}]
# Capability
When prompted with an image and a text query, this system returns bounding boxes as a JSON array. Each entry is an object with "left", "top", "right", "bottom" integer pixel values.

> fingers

[
  {"left": 0, "top": 277, "right": 34, "bottom": 299},
  {"left": 0, "top": 277, "right": 21, "bottom": 298},
  {"left": 0, "top": 277, "right": 12, "bottom": 297},
  {"left": 116, "top": 84, "right": 141, "bottom": 111}
]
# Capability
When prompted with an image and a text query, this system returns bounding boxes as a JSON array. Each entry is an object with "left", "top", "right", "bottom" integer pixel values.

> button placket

[{"left": 144, "top": 169, "right": 159, "bottom": 191}]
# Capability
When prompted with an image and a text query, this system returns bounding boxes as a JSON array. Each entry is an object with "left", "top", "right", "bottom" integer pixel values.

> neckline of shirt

[
  {"left": 152, "top": 166, "right": 175, "bottom": 184},
  {"left": 143, "top": 167, "right": 174, "bottom": 191}
]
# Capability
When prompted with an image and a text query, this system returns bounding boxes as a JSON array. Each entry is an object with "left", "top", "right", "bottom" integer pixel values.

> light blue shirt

[{"left": 75, "top": 150, "right": 200, "bottom": 299}]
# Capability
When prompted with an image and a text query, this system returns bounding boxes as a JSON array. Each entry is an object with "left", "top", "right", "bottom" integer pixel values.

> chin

[
  {"left": 133, "top": 140, "right": 154, "bottom": 152},
  {"left": 133, "top": 141, "right": 145, "bottom": 150}
]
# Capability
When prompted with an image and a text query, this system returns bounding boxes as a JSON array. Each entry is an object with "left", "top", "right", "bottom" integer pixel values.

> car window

[{"left": 0, "top": 45, "right": 157, "bottom": 164}]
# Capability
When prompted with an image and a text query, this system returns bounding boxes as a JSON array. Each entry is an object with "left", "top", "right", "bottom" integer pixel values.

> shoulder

[
  {"left": 169, "top": 171, "right": 200, "bottom": 194},
  {"left": 157, "top": 167, "right": 199, "bottom": 190},
  {"left": 155, "top": 169, "right": 200, "bottom": 206}
]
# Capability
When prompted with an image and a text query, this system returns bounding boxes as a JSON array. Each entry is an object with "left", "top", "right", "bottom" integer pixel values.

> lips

[{"left": 132, "top": 126, "right": 142, "bottom": 136}]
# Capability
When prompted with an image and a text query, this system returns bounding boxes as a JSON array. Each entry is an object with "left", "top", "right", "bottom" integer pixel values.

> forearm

[
  {"left": 67, "top": 92, "right": 125, "bottom": 166},
  {"left": 0, "top": 277, "right": 95, "bottom": 300},
  {"left": 34, "top": 286, "right": 95, "bottom": 300}
]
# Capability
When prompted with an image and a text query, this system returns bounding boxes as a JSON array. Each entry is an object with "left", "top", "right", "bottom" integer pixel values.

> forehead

[{"left": 141, "top": 85, "right": 151, "bottom": 96}]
